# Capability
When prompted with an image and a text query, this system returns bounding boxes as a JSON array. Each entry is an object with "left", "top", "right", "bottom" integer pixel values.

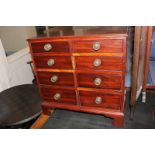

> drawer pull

[
  {"left": 47, "top": 59, "right": 55, "bottom": 66},
  {"left": 93, "top": 59, "right": 102, "bottom": 67},
  {"left": 94, "top": 78, "right": 102, "bottom": 86},
  {"left": 95, "top": 97, "right": 102, "bottom": 104},
  {"left": 44, "top": 43, "right": 52, "bottom": 51},
  {"left": 50, "top": 75, "right": 58, "bottom": 83},
  {"left": 93, "top": 42, "right": 101, "bottom": 51},
  {"left": 53, "top": 93, "right": 61, "bottom": 101}
]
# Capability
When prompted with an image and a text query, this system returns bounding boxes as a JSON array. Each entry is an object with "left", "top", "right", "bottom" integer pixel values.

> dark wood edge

[
  {"left": 27, "top": 35, "right": 127, "bottom": 42},
  {"left": 70, "top": 41, "right": 81, "bottom": 106},
  {"left": 121, "top": 38, "right": 127, "bottom": 112},
  {"left": 39, "top": 84, "right": 122, "bottom": 94},
  {"left": 36, "top": 69, "right": 122, "bottom": 75},
  {"left": 130, "top": 26, "right": 141, "bottom": 106},
  {"left": 143, "top": 26, "right": 153, "bottom": 91},
  {"left": 32, "top": 53, "right": 124, "bottom": 57},
  {"left": 145, "top": 85, "right": 155, "bottom": 89},
  {"left": 28, "top": 42, "right": 45, "bottom": 99},
  {"left": 42, "top": 102, "right": 124, "bottom": 119},
  {"left": 30, "top": 113, "right": 51, "bottom": 129}
]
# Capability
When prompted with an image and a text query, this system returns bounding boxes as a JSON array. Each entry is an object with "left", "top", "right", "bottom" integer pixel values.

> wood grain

[
  {"left": 76, "top": 72, "right": 122, "bottom": 90},
  {"left": 72, "top": 39, "right": 122, "bottom": 53},
  {"left": 130, "top": 27, "right": 141, "bottom": 108},
  {"left": 42, "top": 101, "right": 122, "bottom": 116},
  {"left": 143, "top": 27, "right": 153, "bottom": 90},
  {"left": 37, "top": 72, "right": 74, "bottom": 86},
  {"left": 121, "top": 38, "right": 127, "bottom": 113},
  {"left": 40, "top": 86, "right": 77, "bottom": 105},
  {"left": 79, "top": 90, "right": 121, "bottom": 110},
  {"left": 137, "top": 27, "right": 148, "bottom": 90},
  {"left": 36, "top": 69, "right": 122, "bottom": 75},
  {"left": 72, "top": 53, "right": 124, "bottom": 57},
  {"left": 75, "top": 56, "right": 123, "bottom": 71},
  {"left": 33, "top": 56, "right": 73, "bottom": 69},
  {"left": 31, "top": 41, "right": 70, "bottom": 53},
  {"left": 30, "top": 113, "right": 50, "bottom": 129},
  {"left": 27, "top": 33, "right": 127, "bottom": 42}
]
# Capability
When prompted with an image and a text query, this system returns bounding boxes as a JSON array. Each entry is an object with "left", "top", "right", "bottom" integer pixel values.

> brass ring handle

[
  {"left": 93, "top": 59, "right": 102, "bottom": 67},
  {"left": 50, "top": 75, "right": 58, "bottom": 83},
  {"left": 47, "top": 59, "right": 55, "bottom": 66},
  {"left": 94, "top": 78, "right": 102, "bottom": 86},
  {"left": 53, "top": 93, "right": 61, "bottom": 101},
  {"left": 44, "top": 43, "right": 52, "bottom": 51},
  {"left": 95, "top": 97, "right": 102, "bottom": 104},
  {"left": 93, "top": 42, "right": 101, "bottom": 51}
]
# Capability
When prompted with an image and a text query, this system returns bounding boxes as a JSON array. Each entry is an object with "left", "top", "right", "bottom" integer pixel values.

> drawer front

[
  {"left": 41, "top": 86, "right": 77, "bottom": 104},
  {"left": 31, "top": 41, "right": 70, "bottom": 53},
  {"left": 73, "top": 39, "right": 122, "bottom": 53},
  {"left": 77, "top": 73, "right": 122, "bottom": 89},
  {"left": 75, "top": 56, "right": 123, "bottom": 71},
  {"left": 33, "top": 56, "right": 72, "bottom": 69},
  {"left": 79, "top": 91, "right": 121, "bottom": 109},
  {"left": 37, "top": 72, "right": 74, "bottom": 86}
]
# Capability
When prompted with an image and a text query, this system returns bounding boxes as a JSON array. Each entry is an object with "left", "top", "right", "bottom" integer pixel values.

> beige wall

[{"left": 0, "top": 26, "right": 36, "bottom": 52}]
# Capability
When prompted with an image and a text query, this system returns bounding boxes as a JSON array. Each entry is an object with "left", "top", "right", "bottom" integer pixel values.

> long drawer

[
  {"left": 31, "top": 41, "right": 70, "bottom": 53},
  {"left": 33, "top": 56, "right": 73, "bottom": 69},
  {"left": 79, "top": 90, "right": 121, "bottom": 110},
  {"left": 76, "top": 72, "right": 122, "bottom": 90},
  {"left": 40, "top": 86, "right": 77, "bottom": 105},
  {"left": 75, "top": 56, "right": 123, "bottom": 71},
  {"left": 72, "top": 39, "right": 122, "bottom": 53},
  {"left": 37, "top": 72, "right": 74, "bottom": 87}
]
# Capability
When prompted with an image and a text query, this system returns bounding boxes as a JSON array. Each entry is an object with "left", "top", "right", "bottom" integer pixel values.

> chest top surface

[{"left": 27, "top": 28, "right": 127, "bottom": 42}]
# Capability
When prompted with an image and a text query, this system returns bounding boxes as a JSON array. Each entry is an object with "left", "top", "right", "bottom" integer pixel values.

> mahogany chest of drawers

[{"left": 28, "top": 31, "right": 127, "bottom": 127}]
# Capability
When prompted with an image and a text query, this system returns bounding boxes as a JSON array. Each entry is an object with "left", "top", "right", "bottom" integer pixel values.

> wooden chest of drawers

[{"left": 28, "top": 31, "right": 127, "bottom": 127}]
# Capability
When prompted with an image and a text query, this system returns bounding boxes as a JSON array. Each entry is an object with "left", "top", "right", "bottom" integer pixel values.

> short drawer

[
  {"left": 75, "top": 56, "right": 123, "bottom": 71},
  {"left": 77, "top": 72, "right": 122, "bottom": 90},
  {"left": 41, "top": 86, "right": 77, "bottom": 105},
  {"left": 33, "top": 56, "right": 72, "bottom": 69},
  {"left": 72, "top": 39, "right": 122, "bottom": 53},
  {"left": 79, "top": 91, "right": 121, "bottom": 110},
  {"left": 37, "top": 72, "right": 74, "bottom": 86},
  {"left": 31, "top": 41, "right": 70, "bottom": 53}
]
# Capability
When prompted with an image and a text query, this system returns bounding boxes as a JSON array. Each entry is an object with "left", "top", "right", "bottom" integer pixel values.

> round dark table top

[{"left": 0, "top": 84, "right": 42, "bottom": 126}]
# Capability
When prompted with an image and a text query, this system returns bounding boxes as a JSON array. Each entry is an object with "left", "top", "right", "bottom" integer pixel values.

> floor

[{"left": 35, "top": 91, "right": 155, "bottom": 129}]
